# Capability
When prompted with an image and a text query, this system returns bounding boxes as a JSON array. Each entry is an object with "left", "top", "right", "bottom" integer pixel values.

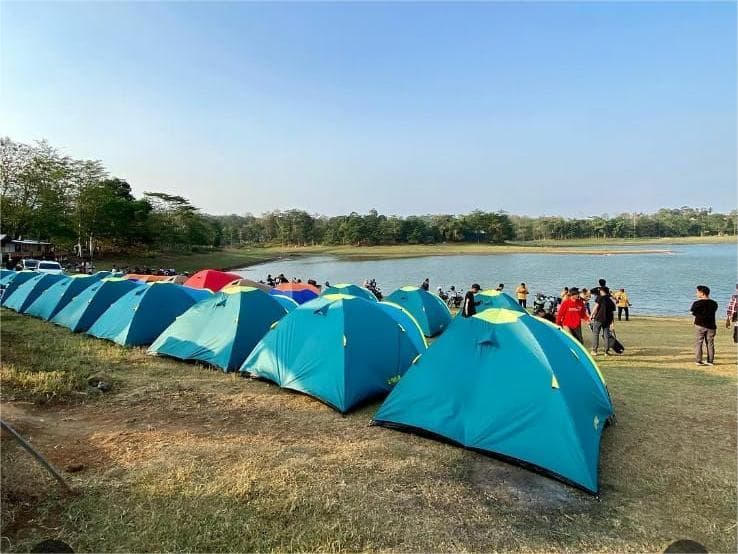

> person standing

[
  {"left": 556, "top": 287, "right": 589, "bottom": 343},
  {"left": 590, "top": 287, "right": 616, "bottom": 355},
  {"left": 515, "top": 283, "right": 529, "bottom": 308},
  {"left": 581, "top": 288, "right": 592, "bottom": 315},
  {"left": 725, "top": 284, "right": 738, "bottom": 344},
  {"left": 420, "top": 278, "right": 430, "bottom": 291},
  {"left": 559, "top": 286, "right": 569, "bottom": 303},
  {"left": 462, "top": 284, "right": 481, "bottom": 318},
  {"left": 614, "top": 288, "right": 631, "bottom": 321},
  {"left": 690, "top": 285, "right": 718, "bottom": 366},
  {"left": 591, "top": 278, "right": 607, "bottom": 296}
]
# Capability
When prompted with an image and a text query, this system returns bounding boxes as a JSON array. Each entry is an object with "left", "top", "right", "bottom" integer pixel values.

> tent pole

[{"left": 1, "top": 419, "right": 73, "bottom": 493}]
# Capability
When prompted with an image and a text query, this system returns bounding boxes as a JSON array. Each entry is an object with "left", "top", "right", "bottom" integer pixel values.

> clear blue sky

[{"left": 2, "top": 1, "right": 735, "bottom": 217}]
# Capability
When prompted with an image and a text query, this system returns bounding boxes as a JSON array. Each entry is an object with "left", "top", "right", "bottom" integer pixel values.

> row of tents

[{"left": 0, "top": 268, "right": 613, "bottom": 494}]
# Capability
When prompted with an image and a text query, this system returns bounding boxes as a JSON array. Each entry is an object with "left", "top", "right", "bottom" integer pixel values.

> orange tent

[{"left": 123, "top": 274, "right": 171, "bottom": 283}]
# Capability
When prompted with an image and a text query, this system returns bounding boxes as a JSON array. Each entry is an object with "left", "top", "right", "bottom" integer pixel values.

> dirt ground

[{"left": 1, "top": 313, "right": 736, "bottom": 552}]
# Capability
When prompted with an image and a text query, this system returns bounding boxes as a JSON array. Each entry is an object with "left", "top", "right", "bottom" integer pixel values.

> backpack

[{"left": 608, "top": 330, "right": 625, "bottom": 354}]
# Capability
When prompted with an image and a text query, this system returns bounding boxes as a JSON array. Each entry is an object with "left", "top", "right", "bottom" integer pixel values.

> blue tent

[
  {"left": 25, "top": 275, "right": 100, "bottom": 320},
  {"left": 0, "top": 269, "right": 14, "bottom": 280},
  {"left": 0, "top": 271, "right": 38, "bottom": 304},
  {"left": 2, "top": 273, "right": 67, "bottom": 313},
  {"left": 474, "top": 289, "right": 527, "bottom": 313},
  {"left": 321, "top": 283, "right": 377, "bottom": 302},
  {"left": 149, "top": 286, "right": 288, "bottom": 371},
  {"left": 269, "top": 283, "right": 319, "bottom": 304},
  {"left": 373, "top": 308, "right": 613, "bottom": 494},
  {"left": 88, "top": 282, "right": 199, "bottom": 346},
  {"left": 240, "top": 294, "right": 424, "bottom": 413},
  {"left": 385, "top": 286, "right": 452, "bottom": 337},
  {"left": 51, "top": 278, "right": 143, "bottom": 332}
]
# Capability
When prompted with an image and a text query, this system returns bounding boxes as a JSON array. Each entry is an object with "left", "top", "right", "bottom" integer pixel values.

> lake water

[{"left": 237, "top": 243, "right": 737, "bottom": 316}]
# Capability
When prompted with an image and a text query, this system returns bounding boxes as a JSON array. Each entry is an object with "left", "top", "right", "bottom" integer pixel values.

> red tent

[{"left": 184, "top": 269, "right": 241, "bottom": 292}]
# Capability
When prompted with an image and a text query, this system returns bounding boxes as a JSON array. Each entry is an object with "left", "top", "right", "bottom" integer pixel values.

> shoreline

[
  {"left": 102, "top": 237, "right": 733, "bottom": 273},
  {"left": 223, "top": 246, "right": 676, "bottom": 270}
]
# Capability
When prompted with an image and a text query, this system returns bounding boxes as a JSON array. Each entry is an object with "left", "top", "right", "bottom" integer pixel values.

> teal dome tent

[
  {"left": 321, "top": 283, "right": 377, "bottom": 302},
  {"left": 25, "top": 275, "right": 101, "bottom": 320},
  {"left": 385, "top": 286, "right": 452, "bottom": 337},
  {"left": 240, "top": 294, "right": 425, "bottom": 413},
  {"left": 2, "top": 273, "right": 66, "bottom": 313},
  {"left": 373, "top": 308, "right": 613, "bottom": 494},
  {"left": 376, "top": 301, "right": 427, "bottom": 355},
  {"left": 88, "top": 282, "right": 200, "bottom": 346},
  {"left": 475, "top": 289, "right": 527, "bottom": 313},
  {"left": 148, "top": 285, "right": 288, "bottom": 372},
  {"left": 271, "top": 294, "right": 299, "bottom": 313},
  {"left": 51, "top": 278, "right": 143, "bottom": 332},
  {"left": 0, "top": 271, "right": 38, "bottom": 304}
]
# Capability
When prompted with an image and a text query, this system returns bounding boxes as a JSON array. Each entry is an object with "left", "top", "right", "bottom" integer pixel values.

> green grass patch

[
  {"left": 100, "top": 247, "right": 285, "bottom": 273},
  {"left": 1, "top": 311, "right": 736, "bottom": 552}
]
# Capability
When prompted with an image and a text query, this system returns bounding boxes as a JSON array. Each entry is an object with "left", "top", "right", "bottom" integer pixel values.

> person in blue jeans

[
  {"left": 691, "top": 285, "right": 718, "bottom": 366},
  {"left": 590, "top": 286, "right": 616, "bottom": 355}
]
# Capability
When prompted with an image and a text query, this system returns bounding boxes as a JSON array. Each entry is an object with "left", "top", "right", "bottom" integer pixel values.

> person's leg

[
  {"left": 695, "top": 326, "right": 706, "bottom": 363},
  {"left": 624, "top": 306, "right": 629, "bottom": 321},
  {"left": 570, "top": 326, "right": 583, "bottom": 343},
  {"left": 603, "top": 325, "right": 613, "bottom": 353},
  {"left": 617, "top": 307, "right": 623, "bottom": 321},
  {"left": 706, "top": 328, "right": 716, "bottom": 363},
  {"left": 733, "top": 324, "right": 737, "bottom": 344},
  {"left": 591, "top": 321, "right": 602, "bottom": 352},
  {"left": 519, "top": 299, "right": 524, "bottom": 307}
]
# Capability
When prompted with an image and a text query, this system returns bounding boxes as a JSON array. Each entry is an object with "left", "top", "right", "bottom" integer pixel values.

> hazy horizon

[{"left": 2, "top": 1, "right": 736, "bottom": 218}]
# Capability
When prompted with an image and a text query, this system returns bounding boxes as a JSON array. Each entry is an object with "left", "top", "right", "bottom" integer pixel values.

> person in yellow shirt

[
  {"left": 515, "top": 282, "right": 529, "bottom": 308},
  {"left": 614, "top": 288, "right": 631, "bottom": 321}
]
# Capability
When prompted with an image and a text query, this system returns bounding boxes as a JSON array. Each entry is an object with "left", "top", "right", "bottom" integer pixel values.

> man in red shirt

[{"left": 556, "top": 286, "right": 589, "bottom": 344}]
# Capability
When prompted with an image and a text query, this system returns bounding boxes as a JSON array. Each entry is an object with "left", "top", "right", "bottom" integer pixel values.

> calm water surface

[{"left": 237, "top": 243, "right": 737, "bottom": 316}]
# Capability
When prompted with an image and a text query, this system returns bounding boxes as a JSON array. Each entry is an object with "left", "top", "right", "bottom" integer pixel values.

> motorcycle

[
  {"left": 446, "top": 287, "right": 463, "bottom": 309},
  {"left": 533, "top": 293, "right": 558, "bottom": 319}
]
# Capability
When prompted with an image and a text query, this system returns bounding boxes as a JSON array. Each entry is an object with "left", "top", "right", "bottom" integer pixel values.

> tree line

[
  {"left": 1, "top": 138, "right": 217, "bottom": 256},
  {"left": 1, "top": 137, "right": 735, "bottom": 255}
]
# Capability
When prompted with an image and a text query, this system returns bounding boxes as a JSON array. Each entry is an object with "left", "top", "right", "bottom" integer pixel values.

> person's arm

[{"left": 556, "top": 300, "right": 566, "bottom": 326}]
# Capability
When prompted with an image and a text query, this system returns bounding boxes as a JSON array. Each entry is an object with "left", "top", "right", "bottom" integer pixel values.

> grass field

[
  {"left": 1, "top": 310, "right": 736, "bottom": 552},
  {"left": 101, "top": 248, "right": 283, "bottom": 273}
]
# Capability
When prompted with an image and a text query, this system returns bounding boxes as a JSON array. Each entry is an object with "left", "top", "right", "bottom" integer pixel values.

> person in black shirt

[
  {"left": 591, "top": 278, "right": 607, "bottom": 297},
  {"left": 420, "top": 278, "right": 430, "bottom": 291},
  {"left": 690, "top": 285, "right": 718, "bottom": 366},
  {"left": 590, "top": 286, "right": 616, "bottom": 355},
  {"left": 462, "top": 284, "right": 481, "bottom": 318}
]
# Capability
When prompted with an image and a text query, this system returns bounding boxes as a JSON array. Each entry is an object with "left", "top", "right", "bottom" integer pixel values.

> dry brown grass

[{"left": 1, "top": 309, "right": 736, "bottom": 552}]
